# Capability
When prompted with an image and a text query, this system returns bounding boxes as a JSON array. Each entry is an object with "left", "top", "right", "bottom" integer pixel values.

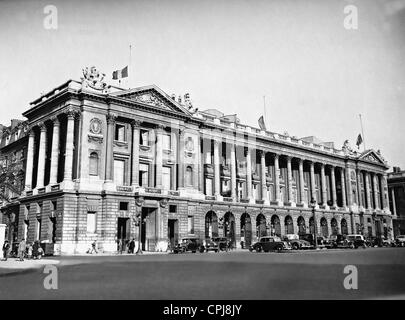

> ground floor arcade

[{"left": 5, "top": 189, "right": 395, "bottom": 255}]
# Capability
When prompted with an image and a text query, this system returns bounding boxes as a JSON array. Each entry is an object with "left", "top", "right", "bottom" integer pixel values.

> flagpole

[
  {"left": 263, "top": 95, "right": 268, "bottom": 130},
  {"left": 359, "top": 114, "right": 366, "bottom": 151}
]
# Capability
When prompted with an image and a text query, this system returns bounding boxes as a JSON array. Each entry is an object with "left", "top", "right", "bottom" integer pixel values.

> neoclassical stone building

[{"left": 13, "top": 67, "right": 392, "bottom": 254}]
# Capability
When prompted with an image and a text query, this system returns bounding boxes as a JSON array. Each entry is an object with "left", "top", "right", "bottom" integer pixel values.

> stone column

[
  {"left": 382, "top": 173, "right": 389, "bottom": 211},
  {"left": 177, "top": 129, "right": 185, "bottom": 188},
  {"left": 104, "top": 112, "right": 116, "bottom": 182},
  {"left": 49, "top": 117, "right": 60, "bottom": 185},
  {"left": 356, "top": 169, "right": 362, "bottom": 208},
  {"left": 373, "top": 173, "right": 379, "bottom": 210},
  {"left": 286, "top": 156, "right": 294, "bottom": 204},
  {"left": 330, "top": 166, "right": 337, "bottom": 207},
  {"left": 365, "top": 172, "right": 372, "bottom": 210},
  {"left": 340, "top": 168, "right": 347, "bottom": 208},
  {"left": 310, "top": 162, "right": 316, "bottom": 202},
  {"left": 260, "top": 151, "right": 267, "bottom": 202},
  {"left": 131, "top": 120, "right": 141, "bottom": 187},
  {"left": 25, "top": 129, "right": 35, "bottom": 190},
  {"left": 274, "top": 154, "right": 281, "bottom": 203},
  {"left": 320, "top": 163, "right": 327, "bottom": 205},
  {"left": 298, "top": 159, "right": 305, "bottom": 205},
  {"left": 391, "top": 188, "right": 397, "bottom": 216},
  {"left": 345, "top": 165, "right": 353, "bottom": 207},
  {"left": 36, "top": 122, "right": 47, "bottom": 188},
  {"left": 213, "top": 140, "right": 220, "bottom": 196},
  {"left": 230, "top": 143, "right": 237, "bottom": 201},
  {"left": 155, "top": 124, "right": 164, "bottom": 189},
  {"left": 245, "top": 148, "right": 253, "bottom": 201}
]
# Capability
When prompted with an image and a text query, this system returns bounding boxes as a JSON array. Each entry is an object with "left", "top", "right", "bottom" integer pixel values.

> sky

[{"left": 0, "top": 0, "right": 404, "bottom": 167}]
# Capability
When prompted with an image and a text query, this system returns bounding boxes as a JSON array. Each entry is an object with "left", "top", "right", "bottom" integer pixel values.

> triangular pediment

[
  {"left": 358, "top": 149, "right": 387, "bottom": 166},
  {"left": 114, "top": 85, "right": 192, "bottom": 116}
]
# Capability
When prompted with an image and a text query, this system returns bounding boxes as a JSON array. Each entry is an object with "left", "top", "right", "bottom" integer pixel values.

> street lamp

[
  {"left": 310, "top": 197, "right": 318, "bottom": 249},
  {"left": 134, "top": 196, "right": 145, "bottom": 254}
]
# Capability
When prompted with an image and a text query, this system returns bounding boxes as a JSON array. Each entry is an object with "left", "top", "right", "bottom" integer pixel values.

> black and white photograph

[{"left": 0, "top": 0, "right": 404, "bottom": 308}]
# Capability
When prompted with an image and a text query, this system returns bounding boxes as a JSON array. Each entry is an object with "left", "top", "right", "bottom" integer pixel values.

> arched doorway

[
  {"left": 271, "top": 215, "right": 281, "bottom": 236},
  {"left": 297, "top": 216, "right": 306, "bottom": 235},
  {"left": 205, "top": 211, "right": 218, "bottom": 238},
  {"left": 320, "top": 217, "right": 328, "bottom": 237},
  {"left": 240, "top": 212, "right": 252, "bottom": 247},
  {"left": 256, "top": 214, "right": 267, "bottom": 238},
  {"left": 341, "top": 219, "right": 348, "bottom": 235},
  {"left": 224, "top": 212, "right": 236, "bottom": 247},
  {"left": 309, "top": 217, "right": 315, "bottom": 235},
  {"left": 331, "top": 218, "right": 338, "bottom": 235},
  {"left": 285, "top": 215, "right": 294, "bottom": 235}
]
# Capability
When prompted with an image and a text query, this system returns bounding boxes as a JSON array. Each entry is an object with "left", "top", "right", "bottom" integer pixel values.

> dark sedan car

[
  {"left": 173, "top": 238, "right": 205, "bottom": 253},
  {"left": 204, "top": 239, "right": 219, "bottom": 252},
  {"left": 211, "top": 237, "right": 230, "bottom": 251},
  {"left": 282, "top": 234, "right": 311, "bottom": 250},
  {"left": 249, "top": 236, "right": 291, "bottom": 253}
]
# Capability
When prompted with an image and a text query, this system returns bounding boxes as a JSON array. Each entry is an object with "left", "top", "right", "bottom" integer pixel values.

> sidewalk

[{"left": 0, "top": 258, "right": 60, "bottom": 276}]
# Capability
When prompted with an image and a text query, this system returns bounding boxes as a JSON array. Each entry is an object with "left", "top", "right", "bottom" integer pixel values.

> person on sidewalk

[
  {"left": 2, "top": 240, "right": 10, "bottom": 261},
  {"left": 18, "top": 239, "right": 26, "bottom": 261},
  {"left": 32, "top": 241, "right": 39, "bottom": 259},
  {"left": 90, "top": 240, "right": 98, "bottom": 254},
  {"left": 129, "top": 238, "right": 135, "bottom": 254}
]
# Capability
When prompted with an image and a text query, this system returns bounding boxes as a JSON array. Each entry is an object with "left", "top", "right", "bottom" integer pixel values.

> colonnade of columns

[{"left": 24, "top": 109, "right": 78, "bottom": 190}]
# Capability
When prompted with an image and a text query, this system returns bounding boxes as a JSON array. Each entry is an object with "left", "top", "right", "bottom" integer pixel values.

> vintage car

[
  {"left": 395, "top": 235, "right": 405, "bottom": 247},
  {"left": 249, "top": 236, "right": 291, "bottom": 253},
  {"left": 173, "top": 237, "right": 205, "bottom": 253},
  {"left": 282, "top": 234, "right": 312, "bottom": 250},
  {"left": 211, "top": 237, "right": 230, "bottom": 251},
  {"left": 204, "top": 238, "right": 219, "bottom": 252},
  {"left": 345, "top": 234, "right": 366, "bottom": 249}
]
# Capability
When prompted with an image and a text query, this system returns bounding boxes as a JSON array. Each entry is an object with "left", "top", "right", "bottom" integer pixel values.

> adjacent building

[
  {"left": 388, "top": 167, "right": 405, "bottom": 237},
  {"left": 0, "top": 67, "right": 394, "bottom": 254}
]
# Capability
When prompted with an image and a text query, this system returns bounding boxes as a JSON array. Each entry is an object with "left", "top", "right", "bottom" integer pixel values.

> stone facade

[
  {"left": 388, "top": 167, "right": 405, "bottom": 237},
  {"left": 0, "top": 67, "right": 394, "bottom": 254}
]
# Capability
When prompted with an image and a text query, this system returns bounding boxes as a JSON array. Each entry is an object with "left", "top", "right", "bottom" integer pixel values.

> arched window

[
  {"left": 185, "top": 166, "right": 193, "bottom": 186},
  {"left": 89, "top": 152, "right": 99, "bottom": 176}
]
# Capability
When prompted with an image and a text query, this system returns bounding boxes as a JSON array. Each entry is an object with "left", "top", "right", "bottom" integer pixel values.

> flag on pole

[
  {"left": 258, "top": 115, "right": 267, "bottom": 131},
  {"left": 112, "top": 66, "right": 128, "bottom": 80},
  {"left": 356, "top": 133, "right": 363, "bottom": 149}
]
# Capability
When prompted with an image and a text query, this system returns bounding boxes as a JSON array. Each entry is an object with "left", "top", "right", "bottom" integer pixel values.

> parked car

[
  {"left": 249, "top": 236, "right": 291, "bottom": 253},
  {"left": 365, "top": 236, "right": 380, "bottom": 247},
  {"left": 173, "top": 238, "right": 205, "bottom": 253},
  {"left": 211, "top": 237, "right": 230, "bottom": 251},
  {"left": 382, "top": 238, "right": 396, "bottom": 247},
  {"left": 395, "top": 235, "right": 405, "bottom": 247},
  {"left": 317, "top": 236, "right": 333, "bottom": 249},
  {"left": 282, "top": 234, "right": 311, "bottom": 250},
  {"left": 204, "top": 239, "right": 219, "bottom": 252},
  {"left": 298, "top": 234, "right": 325, "bottom": 247},
  {"left": 345, "top": 234, "right": 366, "bottom": 249}
]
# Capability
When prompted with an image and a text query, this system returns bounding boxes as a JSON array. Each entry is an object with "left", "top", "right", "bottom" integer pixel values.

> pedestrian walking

[
  {"left": 90, "top": 240, "right": 98, "bottom": 254},
  {"left": 18, "top": 238, "right": 26, "bottom": 261},
  {"left": 2, "top": 240, "right": 10, "bottom": 261},
  {"left": 27, "top": 243, "right": 33, "bottom": 260},
  {"left": 117, "top": 239, "right": 123, "bottom": 254},
  {"left": 129, "top": 238, "right": 135, "bottom": 254},
  {"left": 32, "top": 241, "right": 39, "bottom": 259}
]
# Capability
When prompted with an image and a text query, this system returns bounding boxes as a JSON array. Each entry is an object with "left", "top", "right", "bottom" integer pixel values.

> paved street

[{"left": 0, "top": 248, "right": 404, "bottom": 300}]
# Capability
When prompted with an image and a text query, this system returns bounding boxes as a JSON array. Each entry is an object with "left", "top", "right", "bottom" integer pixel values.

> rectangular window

[
  {"left": 162, "top": 166, "right": 171, "bottom": 190},
  {"left": 36, "top": 219, "right": 42, "bottom": 241},
  {"left": 119, "top": 202, "right": 129, "bottom": 211},
  {"left": 205, "top": 178, "right": 213, "bottom": 196},
  {"left": 115, "top": 124, "right": 126, "bottom": 141},
  {"left": 162, "top": 134, "right": 171, "bottom": 150},
  {"left": 188, "top": 216, "right": 194, "bottom": 234},
  {"left": 87, "top": 212, "right": 96, "bottom": 233},
  {"left": 113, "top": 159, "right": 126, "bottom": 186},
  {"left": 139, "top": 163, "right": 149, "bottom": 187},
  {"left": 169, "top": 205, "right": 177, "bottom": 213},
  {"left": 140, "top": 129, "right": 150, "bottom": 146}
]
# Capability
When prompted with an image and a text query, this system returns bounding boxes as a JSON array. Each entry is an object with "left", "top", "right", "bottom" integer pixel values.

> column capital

[
  {"left": 214, "top": 139, "right": 221, "bottom": 147},
  {"left": 38, "top": 122, "right": 46, "bottom": 132},
  {"left": 106, "top": 112, "right": 117, "bottom": 125},
  {"left": 50, "top": 116, "right": 60, "bottom": 126},
  {"left": 27, "top": 127, "right": 35, "bottom": 137},
  {"left": 65, "top": 108, "right": 78, "bottom": 119},
  {"left": 131, "top": 119, "right": 142, "bottom": 129},
  {"left": 178, "top": 128, "right": 186, "bottom": 137},
  {"left": 258, "top": 150, "right": 266, "bottom": 158},
  {"left": 156, "top": 124, "right": 165, "bottom": 132}
]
